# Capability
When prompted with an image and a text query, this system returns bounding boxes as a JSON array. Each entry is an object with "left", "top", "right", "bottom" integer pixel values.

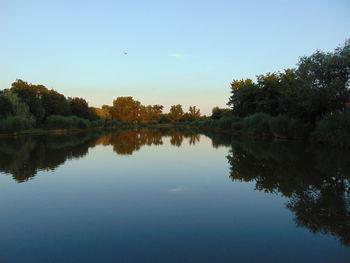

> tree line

[
  {"left": 98, "top": 97, "right": 202, "bottom": 122},
  {"left": 190, "top": 40, "right": 350, "bottom": 148},
  {"left": 1, "top": 40, "right": 349, "bottom": 147},
  {"left": 0, "top": 80, "right": 204, "bottom": 133}
]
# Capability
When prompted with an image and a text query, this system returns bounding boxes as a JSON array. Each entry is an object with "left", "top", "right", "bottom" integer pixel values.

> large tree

[
  {"left": 0, "top": 92, "right": 14, "bottom": 119},
  {"left": 297, "top": 39, "right": 350, "bottom": 118},
  {"left": 169, "top": 104, "right": 184, "bottom": 121},
  {"left": 110, "top": 97, "right": 141, "bottom": 122},
  {"left": 10, "top": 79, "right": 46, "bottom": 124},
  {"left": 69, "top": 97, "right": 98, "bottom": 120}
]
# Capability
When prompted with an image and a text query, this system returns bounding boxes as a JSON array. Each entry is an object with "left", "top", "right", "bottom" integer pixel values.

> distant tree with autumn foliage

[
  {"left": 93, "top": 105, "right": 112, "bottom": 119},
  {"left": 137, "top": 104, "right": 164, "bottom": 122},
  {"left": 149, "top": 104, "right": 164, "bottom": 122},
  {"left": 182, "top": 106, "right": 201, "bottom": 121},
  {"left": 188, "top": 106, "right": 201, "bottom": 119},
  {"left": 169, "top": 104, "right": 184, "bottom": 121},
  {"left": 109, "top": 97, "right": 141, "bottom": 122}
]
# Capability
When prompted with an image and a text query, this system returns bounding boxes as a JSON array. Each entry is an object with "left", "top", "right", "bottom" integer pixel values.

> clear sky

[{"left": 0, "top": 0, "right": 349, "bottom": 114}]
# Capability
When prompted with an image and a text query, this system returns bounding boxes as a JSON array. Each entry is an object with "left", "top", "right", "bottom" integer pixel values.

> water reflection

[
  {"left": 225, "top": 138, "right": 350, "bottom": 247},
  {"left": 0, "top": 132, "right": 100, "bottom": 182},
  {"left": 0, "top": 129, "right": 200, "bottom": 182},
  {"left": 0, "top": 129, "right": 349, "bottom": 248}
]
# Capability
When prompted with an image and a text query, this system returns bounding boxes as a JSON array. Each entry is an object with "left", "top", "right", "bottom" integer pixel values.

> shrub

[
  {"left": 46, "top": 115, "right": 94, "bottom": 129},
  {"left": 231, "top": 121, "right": 242, "bottom": 131},
  {"left": 46, "top": 115, "right": 73, "bottom": 129},
  {"left": 270, "top": 115, "right": 290, "bottom": 138},
  {"left": 242, "top": 113, "right": 272, "bottom": 135},
  {"left": 147, "top": 121, "right": 158, "bottom": 125},
  {"left": 288, "top": 119, "right": 311, "bottom": 139},
  {"left": 312, "top": 112, "right": 350, "bottom": 148},
  {"left": 104, "top": 119, "right": 114, "bottom": 127},
  {"left": 91, "top": 119, "right": 105, "bottom": 127},
  {"left": 104, "top": 119, "right": 121, "bottom": 127},
  {"left": 211, "top": 107, "right": 232, "bottom": 119},
  {"left": 71, "top": 116, "right": 90, "bottom": 129},
  {"left": 192, "top": 118, "right": 213, "bottom": 129},
  {"left": 231, "top": 116, "right": 242, "bottom": 131},
  {"left": 0, "top": 116, "right": 32, "bottom": 133},
  {"left": 159, "top": 115, "right": 171, "bottom": 123},
  {"left": 216, "top": 117, "right": 232, "bottom": 130}
]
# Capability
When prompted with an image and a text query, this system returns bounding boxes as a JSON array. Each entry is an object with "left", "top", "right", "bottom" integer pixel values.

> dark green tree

[{"left": 69, "top": 97, "right": 98, "bottom": 120}]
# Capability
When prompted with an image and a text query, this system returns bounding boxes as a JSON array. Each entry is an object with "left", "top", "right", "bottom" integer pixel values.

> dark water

[{"left": 0, "top": 129, "right": 349, "bottom": 263}]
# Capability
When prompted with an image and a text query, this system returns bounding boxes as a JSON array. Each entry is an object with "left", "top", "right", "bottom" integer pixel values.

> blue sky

[{"left": 0, "top": 0, "right": 349, "bottom": 114}]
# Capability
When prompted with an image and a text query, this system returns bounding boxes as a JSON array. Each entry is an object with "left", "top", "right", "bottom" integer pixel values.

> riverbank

[
  {"left": 1, "top": 113, "right": 349, "bottom": 149},
  {"left": 156, "top": 112, "right": 350, "bottom": 148}
]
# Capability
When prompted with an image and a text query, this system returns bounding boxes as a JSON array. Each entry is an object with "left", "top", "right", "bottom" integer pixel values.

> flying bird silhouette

[{"left": 124, "top": 51, "right": 128, "bottom": 55}]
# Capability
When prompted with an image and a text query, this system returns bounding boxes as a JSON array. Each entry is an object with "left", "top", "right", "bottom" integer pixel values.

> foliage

[
  {"left": 0, "top": 90, "right": 35, "bottom": 125},
  {"left": 45, "top": 115, "right": 75, "bottom": 129},
  {"left": 269, "top": 115, "right": 290, "bottom": 137},
  {"left": 242, "top": 113, "right": 272, "bottom": 135},
  {"left": 228, "top": 40, "right": 350, "bottom": 122},
  {"left": 71, "top": 116, "right": 91, "bottom": 129},
  {"left": 187, "top": 106, "right": 201, "bottom": 121},
  {"left": 0, "top": 92, "right": 15, "bottom": 118},
  {"left": 169, "top": 104, "right": 184, "bottom": 121},
  {"left": 216, "top": 117, "right": 233, "bottom": 130},
  {"left": 287, "top": 119, "right": 311, "bottom": 139},
  {"left": 297, "top": 39, "right": 350, "bottom": 118},
  {"left": 0, "top": 116, "right": 32, "bottom": 133},
  {"left": 269, "top": 115, "right": 310, "bottom": 139},
  {"left": 109, "top": 97, "right": 141, "bottom": 122},
  {"left": 223, "top": 40, "right": 350, "bottom": 146},
  {"left": 211, "top": 107, "right": 231, "bottom": 119},
  {"left": 312, "top": 112, "right": 350, "bottom": 148},
  {"left": 41, "top": 89, "right": 70, "bottom": 117},
  {"left": 93, "top": 105, "right": 112, "bottom": 119},
  {"left": 69, "top": 97, "right": 98, "bottom": 121},
  {"left": 45, "top": 115, "right": 94, "bottom": 129},
  {"left": 227, "top": 79, "right": 259, "bottom": 117},
  {"left": 10, "top": 79, "right": 46, "bottom": 123},
  {"left": 159, "top": 115, "right": 171, "bottom": 123},
  {"left": 231, "top": 116, "right": 242, "bottom": 131}
]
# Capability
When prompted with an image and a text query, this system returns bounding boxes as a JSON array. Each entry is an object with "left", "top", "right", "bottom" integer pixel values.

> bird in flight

[{"left": 124, "top": 51, "right": 128, "bottom": 55}]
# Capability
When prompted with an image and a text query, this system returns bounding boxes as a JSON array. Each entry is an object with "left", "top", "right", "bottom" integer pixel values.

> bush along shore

[
  {"left": 178, "top": 110, "right": 350, "bottom": 148},
  {"left": 181, "top": 39, "right": 350, "bottom": 148},
  {"left": 0, "top": 40, "right": 349, "bottom": 147},
  {"left": 0, "top": 115, "right": 136, "bottom": 136}
]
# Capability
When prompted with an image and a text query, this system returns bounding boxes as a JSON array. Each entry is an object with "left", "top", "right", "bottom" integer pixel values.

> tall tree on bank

[
  {"left": 10, "top": 79, "right": 46, "bottom": 124},
  {"left": 69, "top": 97, "right": 98, "bottom": 120},
  {"left": 169, "top": 104, "right": 184, "bottom": 121},
  {"left": 110, "top": 97, "right": 141, "bottom": 122},
  {"left": 182, "top": 106, "right": 201, "bottom": 121},
  {"left": 227, "top": 40, "right": 350, "bottom": 122},
  {"left": 297, "top": 39, "right": 350, "bottom": 118}
]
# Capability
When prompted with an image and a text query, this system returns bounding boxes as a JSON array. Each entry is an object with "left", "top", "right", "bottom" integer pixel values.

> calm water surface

[{"left": 0, "top": 129, "right": 349, "bottom": 263}]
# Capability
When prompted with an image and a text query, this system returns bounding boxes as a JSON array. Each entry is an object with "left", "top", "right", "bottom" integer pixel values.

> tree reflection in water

[
  {"left": 0, "top": 129, "right": 200, "bottom": 181},
  {"left": 0, "top": 129, "right": 348, "bottom": 247},
  {"left": 225, "top": 137, "right": 350, "bottom": 247}
]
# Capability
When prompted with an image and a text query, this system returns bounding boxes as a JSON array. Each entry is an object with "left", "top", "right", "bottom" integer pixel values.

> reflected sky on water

[{"left": 0, "top": 129, "right": 349, "bottom": 263}]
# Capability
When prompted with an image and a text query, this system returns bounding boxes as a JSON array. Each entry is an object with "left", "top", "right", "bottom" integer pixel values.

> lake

[{"left": 0, "top": 129, "right": 349, "bottom": 263}]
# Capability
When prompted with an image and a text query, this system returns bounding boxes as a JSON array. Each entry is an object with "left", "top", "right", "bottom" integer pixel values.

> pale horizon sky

[{"left": 0, "top": 0, "right": 349, "bottom": 114}]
